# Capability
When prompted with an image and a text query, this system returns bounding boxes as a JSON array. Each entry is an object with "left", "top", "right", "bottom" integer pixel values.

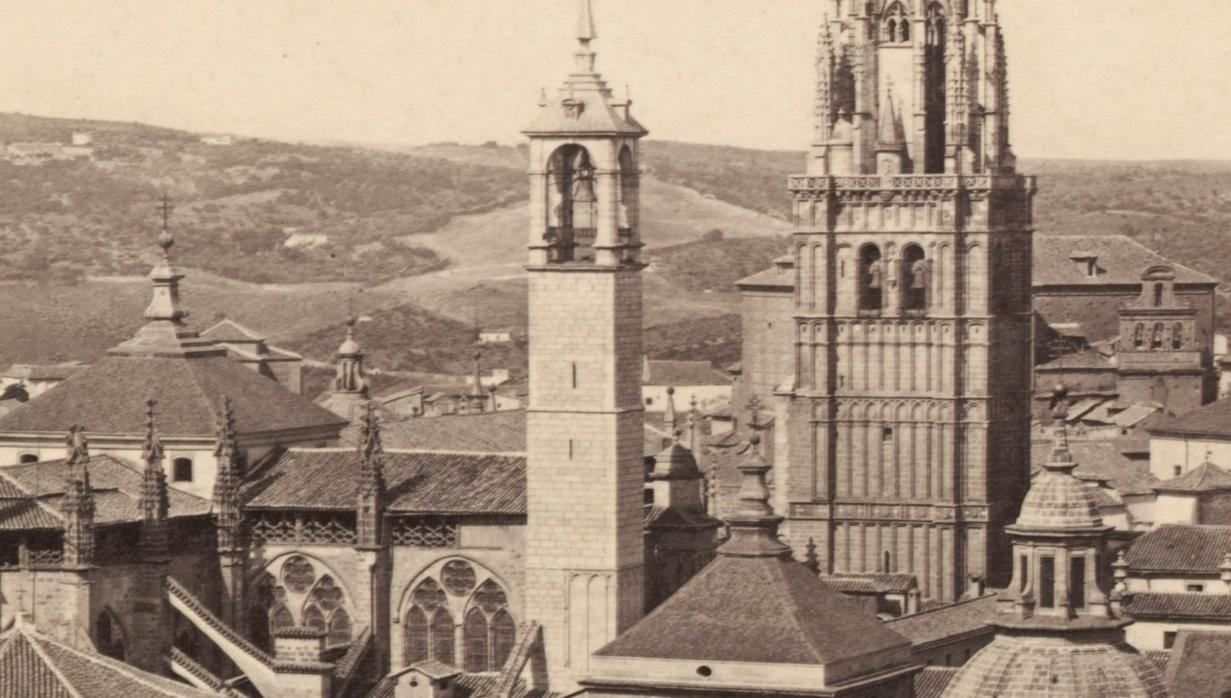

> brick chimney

[{"left": 273, "top": 627, "right": 328, "bottom": 664}]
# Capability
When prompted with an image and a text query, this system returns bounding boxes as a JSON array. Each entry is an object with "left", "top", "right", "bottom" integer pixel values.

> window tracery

[
  {"left": 402, "top": 559, "right": 515, "bottom": 672},
  {"left": 881, "top": 2, "right": 910, "bottom": 44},
  {"left": 248, "top": 556, "right": 356, "bottom": 651}
]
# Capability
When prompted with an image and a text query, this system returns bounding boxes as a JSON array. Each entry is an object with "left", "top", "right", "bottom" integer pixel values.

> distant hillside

[{"left": 0, "top": 113, "right": 524, "bottom": 284}]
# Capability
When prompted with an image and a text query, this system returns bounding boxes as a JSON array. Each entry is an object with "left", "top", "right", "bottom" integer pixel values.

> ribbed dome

[
  {"left": 941, "top": 635, "right": 1167, "bottom": 698},
  {"left": 1015, "top": 468, "right": 1103, "bottom": 530}
]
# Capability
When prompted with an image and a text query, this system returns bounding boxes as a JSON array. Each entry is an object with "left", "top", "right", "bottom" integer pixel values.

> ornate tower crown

[
  {"left": 810, "top": 0, "right": 1013, "bottom": 176},
  {"left": 524, "top": 0, "right": 647, "bottom": 268}
]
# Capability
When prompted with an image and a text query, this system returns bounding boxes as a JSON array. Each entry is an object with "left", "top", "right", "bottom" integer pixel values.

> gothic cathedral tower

[
  {"left": 523, "top": 0, "right": 647, "bottom": 687},
  {"left": 782, "top": 0, "right": 1036, "bottom": 602}
]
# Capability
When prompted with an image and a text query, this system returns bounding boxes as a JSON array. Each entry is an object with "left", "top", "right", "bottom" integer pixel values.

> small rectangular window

[
  {"left": 1174, "top": 465, "right": 1183, "bottom": 477},
  {"left": 1039, "top": 556, "right": 1055, "bottom": 608},
  {"left": 571, "top": 362, "right": 577, "bottom": 389},
  {"left": 1070, "top": 557, "right": 1085, "bottom": 609},
  {"left": 1186, "top": 583, "right": 1205, "bottom": 593},
  {"left": 1164, "top": 631, "right": 1177, "bottom": 650}
]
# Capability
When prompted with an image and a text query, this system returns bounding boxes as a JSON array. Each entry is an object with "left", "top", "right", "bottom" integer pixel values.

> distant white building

[
  {"left": 200, "top": 134, "right": 235, "bottom": 146},
  {"left": 641, "top": 357, "right": 732, "bottom": 411},
  {"left": 478, "top": 329, "right": 514, "bottom": 344}
]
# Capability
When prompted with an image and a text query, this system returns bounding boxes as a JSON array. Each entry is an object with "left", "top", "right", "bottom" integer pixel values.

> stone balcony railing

[{"left": 788, "top": 173, "right": 1036, "bottom": 193}]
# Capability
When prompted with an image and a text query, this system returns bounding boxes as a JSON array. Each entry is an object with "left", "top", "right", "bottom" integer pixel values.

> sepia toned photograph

[{"left": 0, "top": 1, "right": 1228, "bottom": 696}]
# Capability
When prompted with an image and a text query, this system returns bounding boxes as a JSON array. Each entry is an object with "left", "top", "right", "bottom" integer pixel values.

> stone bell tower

[
  {"left": 522, "top": 0, "right": 647, "bottom": 687},
  {"left": 782, "top": 0, "right": 1036, "bottom": 601}
]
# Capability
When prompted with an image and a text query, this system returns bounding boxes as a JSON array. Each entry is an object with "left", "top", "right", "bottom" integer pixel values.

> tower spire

[
  {"left": 663, "top": 386, "right": 677, "bottom": 439},
  {"left": 574, "top": 0, "right": 597, "bottom": 73}
]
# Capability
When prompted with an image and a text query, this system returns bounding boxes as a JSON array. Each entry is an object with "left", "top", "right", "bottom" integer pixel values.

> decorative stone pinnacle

[
  {"left": 804, "top": 537, "right": 820, "bottom": 574},
  {"left": 358, "top": 400, "right": 384, "bottom": 464},
  {"left": 213, "top": 396, "right": 238, "bottom": 460},
  {"left": 141, "top": 398, "right": 164, "bottom": 466}
]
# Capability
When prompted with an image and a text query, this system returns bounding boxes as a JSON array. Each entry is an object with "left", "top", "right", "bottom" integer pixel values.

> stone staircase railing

[{"left": 495, "top": 622, "right": 542, "bottom": 698}]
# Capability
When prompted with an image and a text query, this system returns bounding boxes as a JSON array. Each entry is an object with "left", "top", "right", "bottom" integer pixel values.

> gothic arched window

[
  {"left": 901, "top": 244, "right": 928, "bottom": 312},
  {"left": 882, "top": 2, "right": 910, "bottom": 44},
  {"left": 402, "top": 561, "right": 516, "bottom": 672},
  {"left": 858, "top": 244, "right": 884, "bottom": 313},
  {"left": 250, "top": 557, "right": 356, "bottom": 652}
]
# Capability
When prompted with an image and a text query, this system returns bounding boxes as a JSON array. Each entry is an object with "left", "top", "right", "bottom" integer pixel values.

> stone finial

[
  {"left": 719, "top": 431, "right": 790, "bottom": 558},
  {"left": 804, "top": 537, "right": 820, "bottom": 574},
  {"left": 1044, "top": 383, "right": 1076, "bottom": 473},
  {"left": 706, "top": 464, "right": 720, "bottom": 516},
  {"left": 212, "top": 396, "right": 244, "bottom": 551},
  {"left": 1112, "top": 549, "right": 1130, "bottom": 590},
  {"left": 144, "top": 195, "right": 187, "bottom": 323},
  {"left": 577, "top": 0, "right": 596, "bottom": 44},
  {"left": 62, "top": 425, "right": 95, "bottom": 565},
  {"left": 687, "top": 393, "right": 700, "bottom": 452}
]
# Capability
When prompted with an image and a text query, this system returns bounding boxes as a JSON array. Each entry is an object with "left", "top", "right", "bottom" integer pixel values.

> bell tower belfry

[
  {"left": 783, "top": 0, "right": 1037, "bottom": 601},
  {"left": 523, "top": 0, "right": 647, "bottom": 688}
]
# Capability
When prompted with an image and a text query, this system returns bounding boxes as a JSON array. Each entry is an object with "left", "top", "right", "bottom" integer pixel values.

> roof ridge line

[
  {"left": 20, "top": 630, "right": 87, "bottom": 698},
  {"left": 885, "top": 592, "right": 996, "bottom": 623},
  {"left": 768, "top": 561, "right": 830, "bottom": 664}
]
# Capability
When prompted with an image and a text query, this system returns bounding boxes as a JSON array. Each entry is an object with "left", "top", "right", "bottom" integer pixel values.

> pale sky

[{"left": 0, "top": 1, "right": 1227, "bottom": 160}]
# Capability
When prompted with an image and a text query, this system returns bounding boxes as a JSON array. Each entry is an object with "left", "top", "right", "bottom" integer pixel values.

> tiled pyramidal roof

[
  {"left": 0, "top": 620, "right": 219, "bottom": 698},
  {"left": 0, "top": 207, "right": 344, "bottom": 440}
]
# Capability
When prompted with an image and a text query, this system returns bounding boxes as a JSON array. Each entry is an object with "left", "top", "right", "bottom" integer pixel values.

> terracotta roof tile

[
  {"left": 0, "top": 623, "right": 219, "bottom": 698},
  {"left": 342, "top": 411, "right": 526, "bottom": 454},
  {"left": 1124, "top": 592, "right": 1231, "bottom": 620},
  {"left": 1126, "top": 524, "right": 1231, "bottom": 574},
  {"left": 594, "top": 554, "right": 911, "bottom": 669},
  {"left": 821, "top": 572, "right": 917, "bottom": 594},
  {"left": 0, "top": 355, "right": 345, "bottom": 438},
  {"left": 1030, "top": 439, "right": 1159, "bottom": 496},
  {"left": 885, "top": 593, "right": 998, "bottom": 648},
  {"left": 1164, "top": 631, "right": 1231, "bottom": 698},
  {"left": 1149, "top": 398, "right": 1231, "bottom": 439},
  {"left": 1033, "top": 235, "right": 1216, "bottom": 287},
  {"left": 0, "top": 455, "right": 211, "bottom": 530},
  {"left": 1155, "top": 461, "right": 1231, "bottom": 494},
  {"left": 913, "top": 666, "right": 958, "bottom": 698},
  {"left": 244, "top": 449, "right": 526, "bottom": 515},
  {"left": 642, "top": 360, "right": 731, "bottom": 387}
]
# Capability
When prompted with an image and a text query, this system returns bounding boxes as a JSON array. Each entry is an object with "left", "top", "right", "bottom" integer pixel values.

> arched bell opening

[
  {"left": 901, "top": 244, "right": 928, "bottom": 314},
  {"left": 546, "top": 144, "right": 599, "bottom": 263},
  {"left": 858, "top": 244, "right": 884, "bottom": 313}
]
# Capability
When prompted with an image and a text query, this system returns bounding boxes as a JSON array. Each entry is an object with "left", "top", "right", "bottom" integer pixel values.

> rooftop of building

[
  {"left": 1164, "top": 630, "right": 1231, "bottom": 698},
  {"left": 642, "top": 359, "right": 732, "bottom": 387},
  {"left": 243, "top": 447, "right": 526, "bottom": 516},
  {"left": 1154, "top": 460, "right": 1231, "bottom": 494},
  {"left": 340, "top": 409, "right": 527, "bottom": 454},
  {"left": 913, "top": 666, "right": 958, "bottom": 698},
  {"left": 941, "top": 633, "right": 1167, "bottom": 698},
  {"left": 0, "top": 353, "right": 345, "bottom": 439},
  {"left": 1123, "top": 591, "right": 1231, "bottom": 621},
  {"left": 1147, "top": 397, "right": 1231, "bottom": 439},
  {"left": 884, "top": 593, "right": 999, "bottom": 649},
  {"left": 1029, "top": 437, "right": 1159, "bottom": 497},
  {"left": 734, "top": 255, "right": 794, "bottom": 290},
  {"left": 819, "top": 572, "right": 918, "bottom": 595},
  {"left": 1036, "top": 350, "right": 1116, "bottom": 372},
  {"left": 593, "top": 550, "right": 911, "bottom": 667},
  {"left": 198, "top": 318, "right": 267, "bottom": 345},
  {"left": 0, "top": 619, "right": 220, "bottom": 698},
  {"left": 1125, "top": 524, "right": 1231, "bottom": 574},
  {"left": 1033, "top": 235, "right": 1217, "bottom": 288},
  {"left": 0, "top": 454, "right": 211, "bottom": 531}
]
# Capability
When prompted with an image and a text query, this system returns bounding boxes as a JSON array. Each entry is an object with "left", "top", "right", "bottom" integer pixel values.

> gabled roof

[
  {"left": 1154, "top": 461, "right": 1231, "bottom": 494},
  {"left": 885, "top": 593, "right": 999, "bottom": 648},
  {"left": 1148, "top": 398, "right": 1231, "bottom": 439},
  {"left": 1123, "top": 592, "right": 1231, "bottom": 620},
  {"left": 0, "top": 621, "right": 220, "bottom": 697},
  {"left": 594, "top": 552, "right": 910, "bottom": 666},
  {"left": 0, "top": 354, "right": 345, "bottom": 438},
  {"left": 1164, "top": 631, "right": 1231, "bottom": 698},
  {"left": 1033, "top": 235, "right": 1216, "bottom": 287},
  {"left": 0, "top": 455, "right": 211, "bottom": 530},
  {"left": 1126, "top": 524, "right": 1231, "bottom": 574},
  {"left": 243, "top": 448, "right": 526, "bottom": 515},
  {"left": 642, "top": 360, "right": 732, "bottom": 387}
]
